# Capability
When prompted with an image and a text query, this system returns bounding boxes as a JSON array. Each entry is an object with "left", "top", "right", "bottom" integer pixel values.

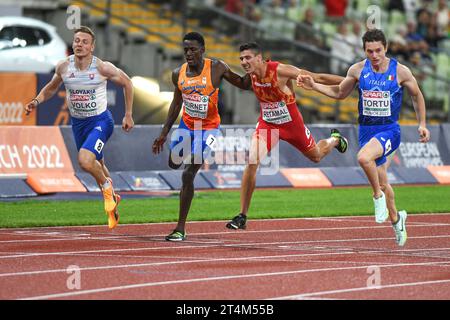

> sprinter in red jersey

[{"left": 226, "top": 42, "right": 348, "bottom": 230}]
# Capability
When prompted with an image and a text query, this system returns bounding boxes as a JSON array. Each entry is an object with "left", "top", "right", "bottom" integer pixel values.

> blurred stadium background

[{"left": 1, "top": 0, "right": 448, "bottom": 125}]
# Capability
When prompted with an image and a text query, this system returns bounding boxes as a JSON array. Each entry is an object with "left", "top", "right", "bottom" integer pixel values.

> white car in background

[{"left": 0, "top": 16, "right": 68, "bottom": 73}]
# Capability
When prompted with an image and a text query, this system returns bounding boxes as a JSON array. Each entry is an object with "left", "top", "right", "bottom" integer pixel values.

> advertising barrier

[
  {"left": 321, "top": 167, "right": 369, "bottom": 186},
  {"left": 427, "top": 165, "right": 450, "bottom": 184},
  {"left": 391, "top": 167, "right": 438, "bottom": 184},
  {"left": 0, "top": 73, "right": 37, "bottom": 126},
  {"left": 76, "top": 172, "right": 132, "bottom": 192},
  {"left": 118, "top": 171, "right": 171, "bottom": 191},
  {"left": 158, "top": 170, "right": 212, "bottom": 190},
  {"left": 1, "top": 123, "right": 450, "bottom": 197},
  {"left": 395, "top": 125, "right": 450, "bottom": 168},
  {"left": 0, "top": 178, "right": 37, "bottom": 198},
  {"left": 385, "top": 169, "right": 406, "bottom": 185},
  {"left": 280, "top": 168, "right": 332, "bottom": 187},
  {"left": 254, "top": 171, "right": 292, "bottom": 188},
  {"left": 0, "top": 126, "right": 85, "bottom": 193},
  {"left": 200, "top": 171, "right": 243, "bottom": 189},
  {"left": 60, "top": 124, "right": 450, "bottom": 189}
]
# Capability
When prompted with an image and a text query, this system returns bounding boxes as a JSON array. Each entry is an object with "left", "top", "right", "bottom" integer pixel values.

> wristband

[{"left": 32, "top": 98, "right": 40, "bottom": 105}]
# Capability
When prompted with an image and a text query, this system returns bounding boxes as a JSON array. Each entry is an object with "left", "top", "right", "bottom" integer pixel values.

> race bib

[
  {"left": 205, "top": 134, "right": 217, "bottom": 150},
  {"left": 260, "top": 101, "right": 292, "bottom": 124},
  {"left": 183, "top": 93, "right": 209, "bottom": 119},
  {"left": 362, "top": 90, "right": 391, "bottom": 117},
  {"left": 68, "top": 89, "right": 99, "bottom": 117},
  {"left": 94, "top": 138, "right": 105, "bottom": 154}
]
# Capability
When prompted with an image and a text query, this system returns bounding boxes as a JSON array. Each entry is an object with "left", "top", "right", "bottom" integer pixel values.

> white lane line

[
  {"left": 0, "top": 237, "right": 91, "bottom": 243},
  {"left": 2, "top": 234, "right": 450, "bottom": 260},
  {"left": 0, "top": 251, "right": 358, "bottom": 278},
  {"left": 18, "top": 260, "right": 450, "bottom": 300},
  {"left": 3, "top": 245, "right": 450, "bottom": 278},
  {"left": 1, "top": 212, "right": 449, "bottom": 232},
  {"left": 1, "top": 222, "right": 449, "bottom": 244},
  {"left": 270, "top": 279, "right": 450, "bottom": 300}
]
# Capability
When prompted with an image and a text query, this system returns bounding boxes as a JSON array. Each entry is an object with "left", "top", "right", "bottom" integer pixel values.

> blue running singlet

[{"left": 357, "top": 58, "right": 403, "bottom": 166}]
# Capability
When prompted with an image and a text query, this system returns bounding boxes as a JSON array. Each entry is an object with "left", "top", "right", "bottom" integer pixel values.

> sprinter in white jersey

[
  {"left": 25, "top": 26, "right": 134, "bottom": 229},
  {"left": 297, "top": 29, "right": 430, "bottom": 246}
]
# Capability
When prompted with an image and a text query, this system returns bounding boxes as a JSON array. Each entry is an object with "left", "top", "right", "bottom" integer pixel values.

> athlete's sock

[{"left": 102, "top": 179, "right": 111, "bottom": 190}]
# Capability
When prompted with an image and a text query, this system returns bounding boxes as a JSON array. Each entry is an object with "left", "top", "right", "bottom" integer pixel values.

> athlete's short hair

[
  {"left": 183, "top": 32, "right": 205, "bottom": 47},
  {"left": 74, "top": 26, "right": 96, "bottom": 43},
  {"left": 239, "top": 42, "right": 261, "bottom": 55},
  {"left": 362, "top": 29, "right": 387, "bottom": 50}
]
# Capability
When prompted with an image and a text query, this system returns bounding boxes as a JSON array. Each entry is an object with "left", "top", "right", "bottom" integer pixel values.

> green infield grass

[{"left": 0, "top": 185, "right": 449, "bottom": 228}]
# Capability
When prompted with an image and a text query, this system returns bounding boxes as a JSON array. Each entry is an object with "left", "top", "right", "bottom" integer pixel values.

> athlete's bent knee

[{"left": 357, "top": 153, "right": 370, "bottom": 167}]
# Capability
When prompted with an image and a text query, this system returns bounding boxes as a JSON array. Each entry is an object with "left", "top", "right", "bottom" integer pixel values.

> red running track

[{"left": 1, "top": 213, "right": 450, "bottom": 300}]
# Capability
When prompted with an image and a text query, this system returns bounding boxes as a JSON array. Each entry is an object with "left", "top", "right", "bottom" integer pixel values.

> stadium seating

[
  {"left": 12, "top": 0, "right": 442, "bottom": 125},
  {"left": 72, "top": 0, "right": 243, "bottom": 71}
]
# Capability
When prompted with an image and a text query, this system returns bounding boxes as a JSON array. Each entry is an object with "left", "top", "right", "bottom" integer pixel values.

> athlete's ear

[{"left": 256, "top": 53, "right": 263, "bottom": 63}]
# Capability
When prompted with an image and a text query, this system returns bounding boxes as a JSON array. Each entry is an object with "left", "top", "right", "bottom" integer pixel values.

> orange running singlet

[{"left": 178, "top": 58, "right": 220, "bottom": 130}]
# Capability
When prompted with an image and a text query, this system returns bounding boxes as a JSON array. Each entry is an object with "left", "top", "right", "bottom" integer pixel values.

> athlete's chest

[
  {"left": 62, "top": 66, "right": 104, "bottom": 86},
  {"left": 359, "top": 72, "right": 398, "bottom": 93},
  {"left": 180, "top": 60, "right": 219, "bottom": 90},
  {"left": 179, "top": 75, "right": 209, "bottom": 92}
]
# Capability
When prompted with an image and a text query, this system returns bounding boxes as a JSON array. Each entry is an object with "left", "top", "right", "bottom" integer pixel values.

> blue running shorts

[
  {"left": 169, "top": 119, "right": 221, "bottom": 165},
  {"left": 71, "top": 110, "right": 114, "bottom": 160},
  {"left": 359, "top": 123, "right": 401, "bottom": 166}
]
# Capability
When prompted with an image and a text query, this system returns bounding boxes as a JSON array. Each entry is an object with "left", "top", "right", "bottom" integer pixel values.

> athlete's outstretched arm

[
  {"left": 297, "top": 64, "right": 359, "bottom": 100},
  {"left": 219, "top": 60, "right": 252, "bottom": 90},
  {"left": 299, "top": 69, "right": 343, "bottom": 85},
  {"left": 24, "top": 60, "right": 65, "bottom": 115},
  {"left": 398, "top": 64, "right": 430, "bottom": 142},
  {"left": 276, "top": 63, "right": 344, "bottom": 85},
  {"left": 98, "top": 60, "right": 134, "bottom": 132},
  {"left": 152, "top": 70, "right": 183, "bottom": 154}
]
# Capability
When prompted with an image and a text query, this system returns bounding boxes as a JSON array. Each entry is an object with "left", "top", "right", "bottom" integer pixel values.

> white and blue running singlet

[
  {"left": 62, "top": 55, "right": 113, "bottom": 160},
  {"left": 358, "top": 58, "right": 403, "bottom": 166},
  {"left": 62, "top": 55, "right": 108, "bottom": 119}
]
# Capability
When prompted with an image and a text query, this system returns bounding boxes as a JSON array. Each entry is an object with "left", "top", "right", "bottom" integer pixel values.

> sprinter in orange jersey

[
  {"left": 225, "top": 42, "right": 348, "bottom": 231},
  {"left": 152, "top": 32, "right": 251, "bottom": 241}
]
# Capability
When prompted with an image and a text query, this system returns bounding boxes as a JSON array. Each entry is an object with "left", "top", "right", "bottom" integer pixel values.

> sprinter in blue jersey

[
  {"left": 296, "top": 29, "right": 430, "bottom": 246},
  {"left": 24, "top": 26, "right": 134, "bottom": 229}
]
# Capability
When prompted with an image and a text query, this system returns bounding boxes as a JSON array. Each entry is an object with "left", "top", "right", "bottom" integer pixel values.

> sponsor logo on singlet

[
  {"left": 260, "top": 101, "right": 292, "bottom": 124},
  {"left": 68, "top": 88, "right": 97, "bottom": 112},
  {"left": 182, "top": 93, "right": 209, "bottom": 119},
  {"left": 362, "top": 90, "right": 391, "bottom": 117},
  {"left": 254, "top": 82, "right": 272, "bottom": 87}
]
